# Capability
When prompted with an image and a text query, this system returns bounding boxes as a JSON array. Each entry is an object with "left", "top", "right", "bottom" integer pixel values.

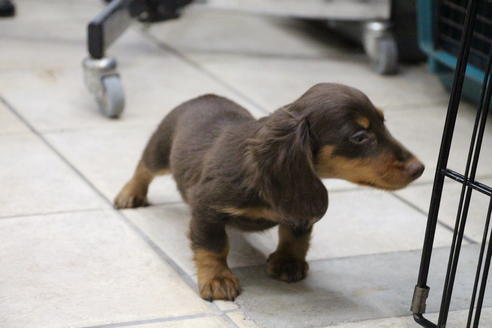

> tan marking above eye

[
  {"left": 356, "top": 116, "right": 370, "bottom": 129},
  {"left": 376, "top": 108, "right": 385, "bottom": 121}
]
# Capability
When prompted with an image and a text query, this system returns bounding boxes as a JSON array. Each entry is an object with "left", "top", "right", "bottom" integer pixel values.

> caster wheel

[
  {"left": 371, "top": 37, "right": 398, "bottom": 75},
  {"left": 363, "top": 21, "right": 399, "bottom": 76},
  {"left": 96, "top": 75, "right": 125, "bottom": 118},
  {"left": 0, "top": 0, "right": 15, "bottom": 17},
  {"left": 83, "top": 57, "right": 126, "bottom": 118}
]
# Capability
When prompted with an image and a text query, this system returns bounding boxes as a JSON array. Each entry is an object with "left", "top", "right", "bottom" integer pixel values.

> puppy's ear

[{"left": 249, "top": 110, "right": 328, "bottom": 227}]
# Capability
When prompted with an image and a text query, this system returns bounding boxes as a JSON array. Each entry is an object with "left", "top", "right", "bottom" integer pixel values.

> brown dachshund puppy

[{"left": 114, "top": 83, "right": 424, "bottom": 301}]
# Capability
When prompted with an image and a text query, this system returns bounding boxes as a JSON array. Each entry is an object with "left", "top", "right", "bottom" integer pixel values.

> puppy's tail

[{"left": 140, "top": 110, "right": 180, "bottom": 175}]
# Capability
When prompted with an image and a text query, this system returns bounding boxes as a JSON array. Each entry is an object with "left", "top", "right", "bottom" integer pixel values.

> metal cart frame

[
  {"left": 82, "top": 0, "right": 403, "bottom": 118},
  {"left": 411, "top": 0, "right": 492, "bottom": 327}
]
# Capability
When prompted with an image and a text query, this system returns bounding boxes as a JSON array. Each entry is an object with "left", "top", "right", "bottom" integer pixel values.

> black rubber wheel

[
  {"left": 372, "top": 37, "right": 399, "bottom": 75},
  {"left": 391, "top": 0, "right": 426, "bottom": 63},
  {"left": 96, "top": 75, "right": 125, "bottom": 118},
  {"left": 0, "top": 0, "right": 15, "bottom": 17}
]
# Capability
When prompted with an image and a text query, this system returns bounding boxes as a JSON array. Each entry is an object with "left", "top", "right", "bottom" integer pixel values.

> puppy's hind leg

[
  {"left": 115, "top": 115, "right": 174, "bottom": 209},
  {"left": 114, "top": 161, "right": 168, "bottom": 209}
]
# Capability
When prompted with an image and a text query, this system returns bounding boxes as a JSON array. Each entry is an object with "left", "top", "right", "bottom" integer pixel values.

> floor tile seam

[
  {"left": 39, "top": 123, "right": 159, "bottom": 135},
  {"left": 383, "top": 99, "right": 449, "bottom": 110},
  {"left": 0, "top": 207, "right": 108, "bottom": 221},
  {"left": 79, "top": 311, "right": 243, "bottom": 328},
  {"left": 0, "top": 131, "right": 34, "bottom": 137},
  {"left": 319, "top": 305, "right": 492, "bottom": 327},
  {"left": 0, "top": 35, "right": 86, "bottom": 46},
  {"left": 154, "top": 46, "right": 367, "bottom": 62},
  {"left": 228, "top": 244, "right": 473, "bottom": 272},
  {"left": 79, "top": 312, "right": 219, "bottom": 328},
  {"left": 138, "top": 27, "right": 269, "bottom": 116},
  {"left": 219, "top": 312, "right": 244, "bottom": 328},
  {"left": 316, "top": 311, "right": 439, "bottom": 327},
  {"left": 390, "top": 192, "right": 479, "bottom": 244}
]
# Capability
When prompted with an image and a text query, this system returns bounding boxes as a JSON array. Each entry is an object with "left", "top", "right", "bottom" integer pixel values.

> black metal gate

[{"left": 411, "top": 0, "right": 492, "bottom": 327}]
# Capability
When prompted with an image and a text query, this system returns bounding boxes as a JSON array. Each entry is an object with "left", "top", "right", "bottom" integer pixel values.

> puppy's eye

[{"left": 350, "top": 131, "right": 370, "bottom": 144}]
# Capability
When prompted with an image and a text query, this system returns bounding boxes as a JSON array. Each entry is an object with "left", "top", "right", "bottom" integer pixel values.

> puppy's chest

[{"left": 219, "top": 206, "right": 280, "bottom": 231}]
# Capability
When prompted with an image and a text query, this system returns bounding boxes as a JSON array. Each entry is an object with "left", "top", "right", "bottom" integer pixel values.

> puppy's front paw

[
  {"left": 199, "top": 270, "right": 241, "bottom": 301},
  {"left": 114, "top": 183, "right": 148, "bottom": 209},
  {"left": 267, "top": 252, "right": 309, "bottom": 283}
]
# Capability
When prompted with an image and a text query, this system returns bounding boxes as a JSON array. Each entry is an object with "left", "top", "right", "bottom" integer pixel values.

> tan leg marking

[
  {"left": 114, "top": 161, "right": 169, "bottom": 209},
  {"left": 194, "top": 246, "right": 241, "bottom": 301},
  {"left": 267, "top": 225, "right": 310, "bottom": 283}
]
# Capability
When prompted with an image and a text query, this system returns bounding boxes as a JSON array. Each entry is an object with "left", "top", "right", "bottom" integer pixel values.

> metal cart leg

[
  {"left": 83, "top": 0, "right": 192, "bottom": 118},
  {"left": 83, "top": 0, "right": 135, "bottom": 118},
  {"left": 363, "top": 21, "right": 398, "bottom": 75}
]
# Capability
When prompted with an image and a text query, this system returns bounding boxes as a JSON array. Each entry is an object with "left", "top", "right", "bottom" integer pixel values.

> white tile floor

[{"left": 1, "top": 1, "right": 491, "bottom": 328}]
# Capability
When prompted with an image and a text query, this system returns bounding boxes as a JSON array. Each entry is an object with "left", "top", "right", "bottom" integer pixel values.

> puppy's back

[{"left": 142, "top": 94, "right": 255, "bottom": 197}]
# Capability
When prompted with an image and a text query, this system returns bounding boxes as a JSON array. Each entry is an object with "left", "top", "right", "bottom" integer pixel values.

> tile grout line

[
  {"left": 166, "top": 48, "right": 350, "bottom": 62},
  {"left": 0, "top": 96, "right": 242, "bottom": 328},
  {"left": 315, "top": 311, "right": 432, "bottom": 328},
  {"left": 138, "top": 27, "right": 270, "bottom": 116},
  {"left": 80, "top": 313, "right": 217, "bottom": 328},
  {"left": 219, "top": 313, "right": 245, "bottom": 328},
  {"left": 0, "top": 202, "right": 185, "bottom": 221},
  {"left": 0, "top": 207, "right": 106, "bottom": 221},
  {"left": 80, "top": 312, "right": 240, "bottom": 328},
  {"left": 145, "top": 46, "right": 393, "bottom": 65},
  {"left": 316, "top": 307, "right": 492, "bottom": 327},
  {"left": 231, "top": 243, "right": 467, "bottom": 272},
  {"left": 390, "top": 192, "right": 478, "bottom": 244}
]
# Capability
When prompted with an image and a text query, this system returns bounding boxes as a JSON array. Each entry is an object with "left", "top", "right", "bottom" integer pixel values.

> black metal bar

[
  {"left": 466, "top": 42, "right": 492, "bottom": 327},
  {"left": 467, "top": 199, "right": 492, "bottom": 327},
  {"left": 415, "top": 0, "right": 478, "bottom": 290},
  {"left": 443, "top": 169, "right": 492, "bottom": 197},
  {"left": 438, "top": 4, "right": 492, "bottom": 323},
  {"left": 88, "top": 0, "right": 135, "bottom": 59},
  {"left": 414, "top": 0, "right": 492, "bottom": 326},
  {"left": 413, "top": 0, "right": 480, "bottom": 326},
  {"left": 472, "top": 199, "right": 492, "bottom": 328},
  {"left": 438, "top": 174, "right": 473, "bottom": 326},
  {"left": 414, "top": 313, "right": 438, "bottom": 328}
]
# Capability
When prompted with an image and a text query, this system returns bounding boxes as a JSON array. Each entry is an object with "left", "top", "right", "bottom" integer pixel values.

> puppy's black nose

[{"left": 406, "top": 160, "right": 425, "bottom": 180}]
